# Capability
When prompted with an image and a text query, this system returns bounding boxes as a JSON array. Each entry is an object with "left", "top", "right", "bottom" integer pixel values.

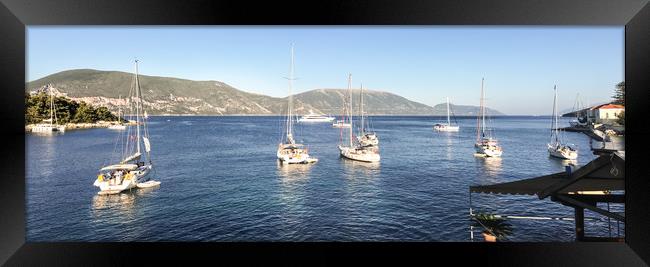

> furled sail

[{"left": 143, "top": 137, "right": 151, "bottom": 153}]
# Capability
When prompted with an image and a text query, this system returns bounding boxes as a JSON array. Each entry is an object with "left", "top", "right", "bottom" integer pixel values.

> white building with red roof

[{"left": 587, "top": 103, "right": 624, "bottom": 124}]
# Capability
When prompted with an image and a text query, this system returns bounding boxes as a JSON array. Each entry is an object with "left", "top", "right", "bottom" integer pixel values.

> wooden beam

[
  {"left": 555, "top": 194, "right": 625, "bottom": 222},
  {"left": 538, "top": 156, "right": 611, "bottom": 199}
]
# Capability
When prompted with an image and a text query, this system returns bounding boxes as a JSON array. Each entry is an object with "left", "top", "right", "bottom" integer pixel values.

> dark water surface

[{"left": 26, "top": 116, "right": 624, "bottom": 241}]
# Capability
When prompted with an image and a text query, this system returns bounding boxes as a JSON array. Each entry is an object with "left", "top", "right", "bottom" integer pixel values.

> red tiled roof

[
  {"left": 599, "top": 104, "right": 624, "bottom": 109},
  {"left": 590, "top": 103, "right": 624, "bottom": 110}
]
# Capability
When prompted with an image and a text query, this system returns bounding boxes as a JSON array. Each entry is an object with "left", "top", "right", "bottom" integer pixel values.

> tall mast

[
  {"left": 134, "top": 60, "right": 141, "bottom": 154},
  {"left": 446, "top": 97, "right": 450, "bottom": 126},
  {"left": 552, "top": 85, "right": 558, "bottom": 144},
  {"left": 286, "top": 44, "right": 296, "bottom": 143},
  {"left": 348, "top": 74, "right": 353, "bottom": 147},
  {"left": 476, "top": 78, "right": 485, "bottom": 142},
  {"left": 481, "top": 78, "right": 486, "bottom": 138},
  {"left": 359, "top": 83, "right": 364, "bottom": 136},
  {"left": 49, "top": 85, "right": 54, "bottom": 126}
]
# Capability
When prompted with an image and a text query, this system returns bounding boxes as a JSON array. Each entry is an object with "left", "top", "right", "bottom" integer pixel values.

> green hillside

[{"left": 26, "top": 69, "right": 504, "bottom": 116}]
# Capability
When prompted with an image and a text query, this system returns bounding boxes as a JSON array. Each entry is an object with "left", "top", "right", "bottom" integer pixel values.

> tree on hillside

[
  {"left": 612, "top": 81, "right": 624, "bottom": 105},
  {"left": 25, "top": 92, "right": 118, "bottom": 124}
]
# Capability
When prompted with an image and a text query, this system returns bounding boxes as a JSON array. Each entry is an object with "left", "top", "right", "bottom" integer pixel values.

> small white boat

[
  {"left": 137, "top": 180, "right": 161, "bottom": 188},
  {"left": 332, "top": 120, "right": 351, "bottom": 128},
  {"left": 433, "top": 97, "right": 460, "bottom": 132},
  {"left": 32, "top": 121, "right": 66, "bottom": 133},
  {"left": 108, "top": 95, "right": 127, "bottom": 130},
  {"left": 31, "top": 85, "right": 66, "bottom": 133},
  {"left": 277, "top": 44, "right": 318, "bottom": 165},
  {"left": 94, "top": 60, "right": 159, "bottom": 195},
  {"left": 474, "top": 78, "right": 502, "bottom": 157},
  {"left": 548, "top": 85, "right": 578, "bottom": 160},
  {"left": 356, "top": 84, "right": 379, "bottom": 148},
  {"left": 297, "top": 110, "right": 335, "bottom": 123}
]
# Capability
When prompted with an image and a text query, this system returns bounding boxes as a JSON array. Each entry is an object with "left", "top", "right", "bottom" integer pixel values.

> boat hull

[
  {"left": 94, "top": 165, "right": 152, "bottom": 194},
  {"left": 276, "top": 145, "right": 318, "bottom": 164},
  {"left": 108, "top": 125, "right": 127, "bottom": 130},
  {"left": 298, "top": 117, "right": 335, "bottom": 123},
  {"left": 474, "top": 143, "right": 502, "bottom": 157},
  {"left": 548, "top": 144, "right": 578, "bottom": 160},
  {"left": 339, "top": 145, "right": 380, "bottom": 162},
  {"left": 433, "top": 124, "right": 459, "bottom": 132},
  {"left": 31, "top": 124, "right": 66, "bottom": 133}
]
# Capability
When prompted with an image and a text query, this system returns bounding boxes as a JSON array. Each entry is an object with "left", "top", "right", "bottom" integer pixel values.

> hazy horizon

[{"left": 27, "top": 26, "right": 623, "bottom": 115}]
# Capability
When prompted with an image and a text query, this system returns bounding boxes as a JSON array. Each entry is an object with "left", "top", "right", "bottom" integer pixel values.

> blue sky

[{"left": 27, "top": 26, "right": 623, "bottom": 115}]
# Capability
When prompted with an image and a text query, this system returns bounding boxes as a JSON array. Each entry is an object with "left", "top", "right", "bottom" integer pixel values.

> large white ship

[{"left": 297, "top": 110, "right": 335, "bottom": 123}]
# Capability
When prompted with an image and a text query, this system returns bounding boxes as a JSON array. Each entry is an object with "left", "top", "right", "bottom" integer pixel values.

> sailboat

[
  {"left": 356, "top": 83, "right": 379, "bottom": 147},
  {"left": 276, "top": 44, "right": 318, "bottom": 164},
  {"left": 338, "top": 74, "right": 380, "bottom": 162},
  {"left": 474, "top": 78, "right": 502, "bottom": 157},
  {"left": 568, "top": 93, "right": 588, "bottom": 128},
  {"left": 31, "top": 84, "right": 66, "bottom": 133},
  {"left": 433, "top": 97, "right": 460, "bottom": 132},
  {"left": 93, "top": 60, "right": 159, "bottom": 195},
  {"left": 332, "top": 95, "right": 351, "bottom": 128},
  {"left": 548, "top": 85, "right": 578, "bottom": 160},
  {"left": 108, "top": 95, "right": 127, "bottom": 130}
]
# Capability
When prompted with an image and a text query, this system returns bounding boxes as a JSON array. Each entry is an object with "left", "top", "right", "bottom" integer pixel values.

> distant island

[{"left": 26, "top": 69, "right": 505, "bottom": 116}]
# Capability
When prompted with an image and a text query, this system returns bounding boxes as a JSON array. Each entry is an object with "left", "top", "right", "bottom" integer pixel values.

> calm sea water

[{"left": 26, "top": 116, "right": 624, "bottom": 241}]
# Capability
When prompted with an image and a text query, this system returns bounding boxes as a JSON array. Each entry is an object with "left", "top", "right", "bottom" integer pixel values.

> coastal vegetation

[
  {"left": 613, "top": 81, "right": 625, "bottom": 126},
  {"left": 25, "top": 92, "right": 119, "bottom": 124}
]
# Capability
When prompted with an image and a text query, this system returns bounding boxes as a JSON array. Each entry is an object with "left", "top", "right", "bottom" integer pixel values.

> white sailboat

[
  {"left": 548, "top": 85, "right": 578, "bottom": 160},
  {"left": 108, "top": 95, "right": 127, "bottom": 130},
  {"left": 338, "top": 74, "right": 380, "bottom": 162},
  {"left": 433, "top": 97, "right": 460, "bottom": 132},
  {"left": 474, "top": 78, "right": 503, "bottom": 157},
  {"left": 93, "top": 60, "right": 159, "bottom": 195},
  {"left": 332, "top": 95, "right": 351, "bottom": 128},
  {"left": 31, "top": 84, "right": 66, "bottom": 133},
  {"left": 277, "top": 44, "right": 318, "bottom": 164},
  {"left": 568, "top": 93, "right": 589, "bottom": 128},
  {"left": 356, "top": 83, "right": 379, "bottom": 147}
]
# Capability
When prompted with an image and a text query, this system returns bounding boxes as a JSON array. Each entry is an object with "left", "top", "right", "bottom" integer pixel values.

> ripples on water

[{"left": 26, "top": 116, "right": 624, "bottom": 241}]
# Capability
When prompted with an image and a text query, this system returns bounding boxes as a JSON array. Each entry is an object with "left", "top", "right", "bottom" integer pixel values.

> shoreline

[{"left": 25, "top": 121, "right": 136, "bottom": 132}]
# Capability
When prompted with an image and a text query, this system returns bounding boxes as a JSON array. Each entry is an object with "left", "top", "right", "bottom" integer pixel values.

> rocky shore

[{"left": 25, "top": 121, "right": 137, "bottom": 132}]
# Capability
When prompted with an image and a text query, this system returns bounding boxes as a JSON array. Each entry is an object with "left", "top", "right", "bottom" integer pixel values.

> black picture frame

[{"left": 1, "top": 0, "right": 649, "bottom": 265}]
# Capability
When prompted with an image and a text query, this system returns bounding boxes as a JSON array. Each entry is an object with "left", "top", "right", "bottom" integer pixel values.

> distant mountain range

[{"left": 26, "top": 69, "right": 504, "bottom": 116}]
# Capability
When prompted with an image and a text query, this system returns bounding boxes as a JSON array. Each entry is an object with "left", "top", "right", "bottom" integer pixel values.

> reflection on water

[
  {"left": 91, "top": 192, "right": 137, "bottom": 222},
  {"left": 37, "top": 134, "right": 59, "bottom": 178},
  {"left": 340, "top": 158, "right": 381, "bottom": 179},
  {"left": 276, "top": 160, "right": 313, "bottom": 183},
  {"left": 474, "top": 155, "right": 503, "bottom": 181}
]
